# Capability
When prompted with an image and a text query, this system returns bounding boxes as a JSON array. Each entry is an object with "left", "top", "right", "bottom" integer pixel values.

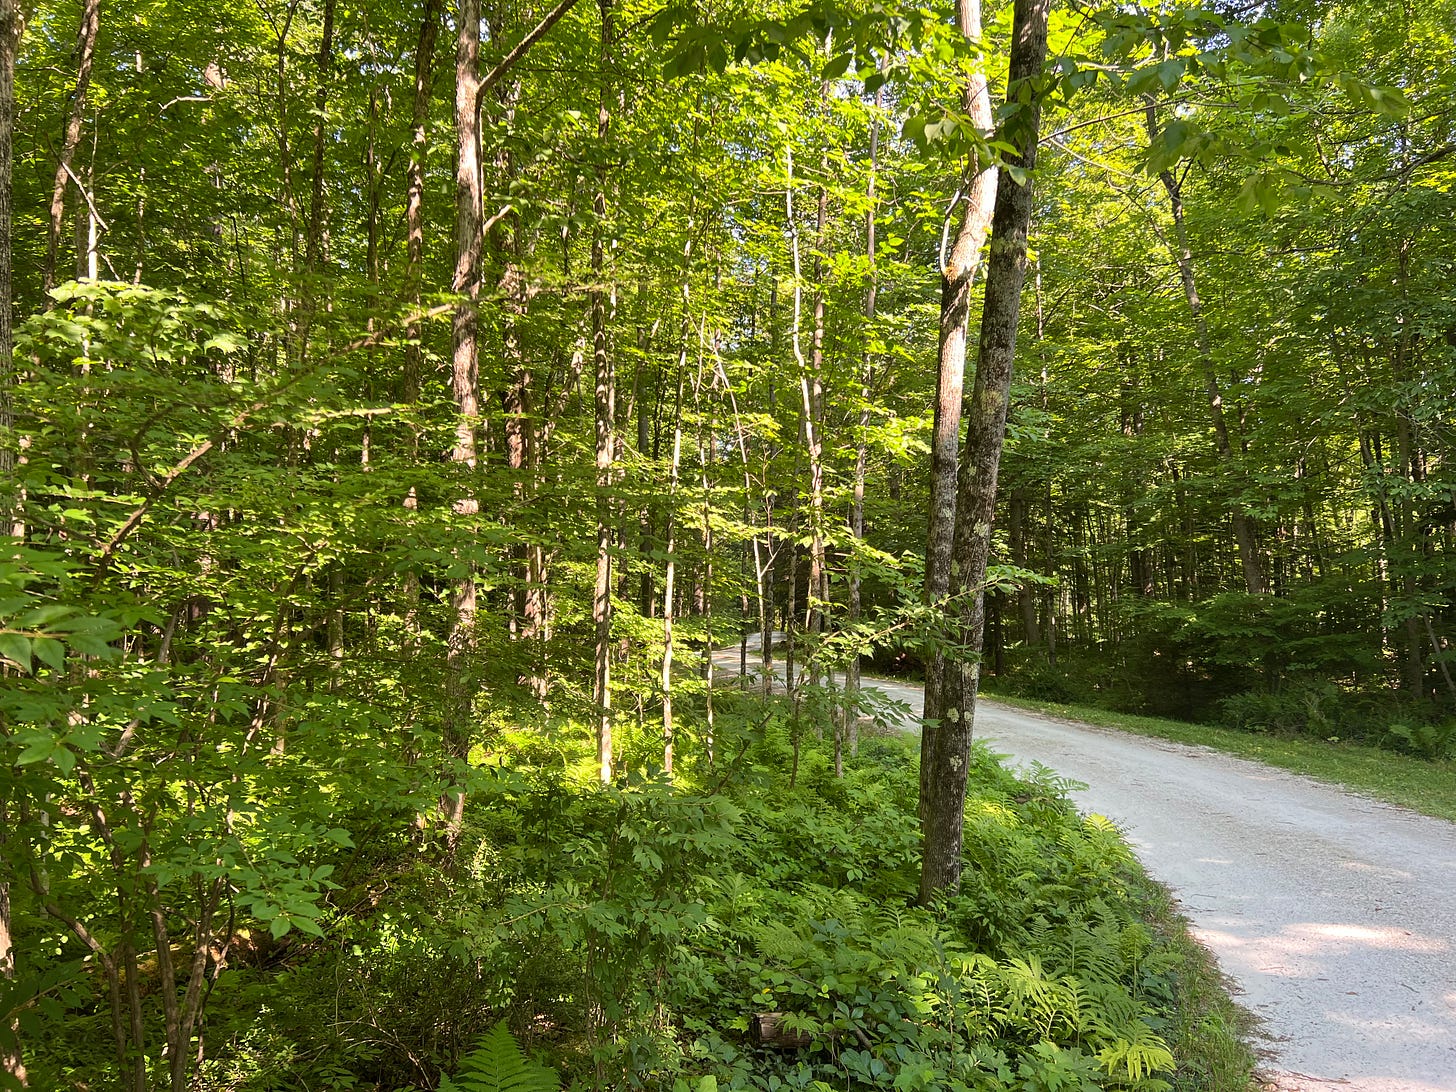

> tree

[{"left": 921, "top": 0, "right": 1052, "bottom": 903}]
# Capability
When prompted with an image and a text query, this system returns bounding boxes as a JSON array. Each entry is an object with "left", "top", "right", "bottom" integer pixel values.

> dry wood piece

[
  {"left": 751, "top": 1012, "right": 813, "bottom": 1050},
  {"left": 751, "top": 1013, "right": 872, "bottom": 1052}
]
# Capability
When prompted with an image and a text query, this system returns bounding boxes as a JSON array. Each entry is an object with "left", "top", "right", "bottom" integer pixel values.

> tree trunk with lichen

[
  {"left": 442, "top": 0, "right": 482, "bottom": 837},
  {"left": 921, "top": 0, "right": 1051, "bottom": 904},
  {"left": 921, "top": 0, "right": 999, "bottom": 807}
]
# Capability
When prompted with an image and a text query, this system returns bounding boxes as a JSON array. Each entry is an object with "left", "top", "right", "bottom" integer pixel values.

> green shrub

[
  {"left": 1382, "top": 719, "right": 1456, "bottom": 760},
  {"left": 191, "top": 705, "right": 1208, "bottom": 1091}
]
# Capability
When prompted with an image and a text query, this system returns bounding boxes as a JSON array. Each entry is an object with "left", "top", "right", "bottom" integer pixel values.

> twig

[{"left": 476, "top": 0, "right": 582, "bottom": 105}]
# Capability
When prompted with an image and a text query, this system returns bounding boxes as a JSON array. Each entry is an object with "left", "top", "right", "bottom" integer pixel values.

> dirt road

[{"left": 712, "top": 641, "right": 1456, "bottom": 1090}]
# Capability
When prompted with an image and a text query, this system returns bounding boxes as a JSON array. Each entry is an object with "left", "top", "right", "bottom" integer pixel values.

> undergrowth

[{"left": 77, "top": 689, "right": 1253, "bottom": 1091}]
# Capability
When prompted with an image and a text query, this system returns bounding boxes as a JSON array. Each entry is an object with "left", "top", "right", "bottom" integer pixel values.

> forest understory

[{"left": 32, "top": 692, "right": 1261, "bottom": 1092}]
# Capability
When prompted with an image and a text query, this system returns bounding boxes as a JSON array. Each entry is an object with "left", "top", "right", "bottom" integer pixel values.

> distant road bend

[{"left": 711, "top": 636, "right": 1456, "bottom": 1092}]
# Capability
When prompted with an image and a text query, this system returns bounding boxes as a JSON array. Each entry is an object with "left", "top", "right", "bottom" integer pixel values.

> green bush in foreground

[
  {"left": 171, "top": 692, "right": 1243, "bottom": 1091},
  {"left": 25, "top": 692, "right": 1245, "bottom": 1089}
]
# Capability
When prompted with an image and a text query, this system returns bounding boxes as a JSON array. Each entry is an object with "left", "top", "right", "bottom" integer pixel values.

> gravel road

[{"left": 711, "top": 640, "right": 1456, "bottom": 1090}]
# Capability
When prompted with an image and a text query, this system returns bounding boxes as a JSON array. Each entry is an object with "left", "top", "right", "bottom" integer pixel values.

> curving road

[{"left": 712, "top": 638, "right": 1456, "bottom": 1091}]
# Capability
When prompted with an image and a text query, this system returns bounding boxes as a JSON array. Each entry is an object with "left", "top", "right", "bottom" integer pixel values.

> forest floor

[{"left": 711, "top": 639, "right": 1456, "bottom": 1092}]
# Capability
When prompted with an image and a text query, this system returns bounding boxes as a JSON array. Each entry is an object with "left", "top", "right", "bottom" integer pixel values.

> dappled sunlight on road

[
  {"left": 1299, "top": 922, "right": 1447, "bottom": 952},
  {"left": 1195, "top": 919, "right": 1447, "bottom": 975},
  {"left": 1267, "top": 1078, "right": 1456, "bottom": 1092},
  {"left": 1341, "top": 859, "right": 1415, "bottom": 880}
]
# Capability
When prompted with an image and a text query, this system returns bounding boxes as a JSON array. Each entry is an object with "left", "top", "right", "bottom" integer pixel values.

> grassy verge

[
  {"left": 1130, "top": 873, "right": 1261, "bottom": 1091},
  {"left": 980, "top": 690, "right": 1456, "bottom": 822}
]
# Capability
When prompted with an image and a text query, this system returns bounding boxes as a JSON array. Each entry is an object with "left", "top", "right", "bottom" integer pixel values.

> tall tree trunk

[
  {"left": 804, "top": 147, "right": 829, "bottom": 691},
  {"left": 698, "top": 323, "right": 718, "bottom": 764},
  {"left": 443, "top": 0, "right": 483, "bottom": 833},
  {"left": 404, "top": 0, "right": 441, "bottom": 405},
  {"left": 661, "top": 250, "right": 693, "bottom": 770},
  {"left": 661, "top": 363, "right": 685, "bottom": 773},
  {"left": 1009, "top": 487, "right": 1040, "bottom": 645},
  {"left": 921, "top": 0, "right": 1051, "bottom": 903},
  {"left": 0, "top": 0, "right": 22, "bottom": 542},
  {"left": 590, "top": 0, "right": 617, "bottom": 783},
  {"left": 921, "top": 0, "right": 999, "bottom": 801},
  {"left": 635, "top": 325, "right": 657, "bottom": 620},
  {"left": 305, "top": 0, "right": 335, "bottom": 276},
  {"left": 845, "top": 83, "right": 883, "bottom": 762},
  {"left": 1144, "top": 103, "right": 1264, "bottom": 595},
  {"left": 784, "top": 146, "right": 807, "bottom": 702},
  {"left": 0, "top": 15, "right": 27, "bottom": 1076},
  {"left": 42, "top": 0, "right": 100, "bottom": 296},
  {"left": 399, "top": 0, "right": 441, "bottom": 639}
]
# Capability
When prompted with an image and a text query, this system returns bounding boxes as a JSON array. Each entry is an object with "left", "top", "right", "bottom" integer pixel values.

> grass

[
  {"left": 1130, "top": 873, "right": 1262, "bottom": 1092},
  {"left": 979, "top": 690, "right": 1456, "bottom": 822}
]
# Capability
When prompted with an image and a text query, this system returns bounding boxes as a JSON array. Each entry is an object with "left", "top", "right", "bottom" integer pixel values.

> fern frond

[{"left": 439, "top": 1021, "right": 560, "bottom": 1092}]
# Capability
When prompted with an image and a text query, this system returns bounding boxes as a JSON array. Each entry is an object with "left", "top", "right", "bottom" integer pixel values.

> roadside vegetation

[{"left": 24, "top": 691, "right": 1253, "bottom": 1090}]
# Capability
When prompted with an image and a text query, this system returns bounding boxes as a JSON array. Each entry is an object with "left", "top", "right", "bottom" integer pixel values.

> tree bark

[
  {"left": 443, "top": 0, "right": 483, "bottom": 833},
  {"left": 591, "top": 0, "right": 616, "bottom": 783},
  {"left": 42, "top": 0, "right": 100, "bottom": 297},
  {"left": 0, "top": 0, "right": 23, "bottom": 541},
  {"left": 403, "top": 0, "right": 441, "bottom": 405},
  {"left": 921, "top": 0, "right": 999, "bottom": 798},
  {"left": 921, "top": 0, "right": 1051, "bottom": 903}
]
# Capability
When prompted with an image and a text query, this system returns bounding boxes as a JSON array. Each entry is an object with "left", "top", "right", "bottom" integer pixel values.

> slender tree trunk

[
  {"left": 1009, "top": 488, "right": 1040, "bottom": 645},
  {"left": 921, "top": 0, "right": 999, "bottom": 803},
  {"left": 0, "top": 0, "right": 23, "bottom": 542},
  {"left": 591, "top": 0, "right": 617, "bottom": 783},
  {"left": 1392, "top": 238, "right": 1427, "bottom": 695},
  {"left": 661, "top": 314, "right": 688, "bottom": 772},
  {"left": 443, "top": 0, "right": 483, "bottom": 833},
  {"left": 635, "top": 325, "right": 657, "bottom": 619},
  {"left": 784, "top": 147, "right": 808, "bottom": 701},
  {"left": 1144, "top": 103, "right": 1264, "bottom": 595},
  {"left": 761, "top": 278, "right": 780, "bottom": 696},
  {"left": 804, "top": 152, "right": 829, "bottom": 690},
  {"left": 404, "top": 0, "right": 441, "bottom": 405},
  {"left": 921, "top": 0, "right": 1051, "bottom": 903},
  {"left": 698, "top": 328, "right": 717, "bottom": 763},
  {"left": 305, "top": 0, "right": 335, "bottom": 276},
  {"left": 845, "top": 84, "right": 883, "bottom": 762},
  {"left": 43, "top": 0, "right": 100, "bottom": 297},
  {"left": 399, "top": 0, "right": 440, "bottom": 640}
]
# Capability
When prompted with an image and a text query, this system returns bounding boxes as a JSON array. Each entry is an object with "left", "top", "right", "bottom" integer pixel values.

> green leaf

[
  {"left": 442, "top": 1021, "right": 560, "bottom": 1092},
  {"left": 0, "top": 634, "right": 31, "bottom": 672},
  {"left": 203, "top": 332, "right": 244, "bottom": 353},
  {"left": 821, "top": 53, "right": 852, "bottom": 81},
  {"left": 31, "top": 637, "right": 66, "bottom": 674},
  {"left": 15, "top": 738, "right": 57, "bottom": 766}
]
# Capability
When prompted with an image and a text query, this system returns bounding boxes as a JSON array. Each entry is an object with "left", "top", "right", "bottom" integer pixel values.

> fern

[
  {"left": 1096, "top": 1021, "right": 1175, "bottom": 1084},
  {"left": 438, "top": 1022, "right": 560, "bottom": 1092}
]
